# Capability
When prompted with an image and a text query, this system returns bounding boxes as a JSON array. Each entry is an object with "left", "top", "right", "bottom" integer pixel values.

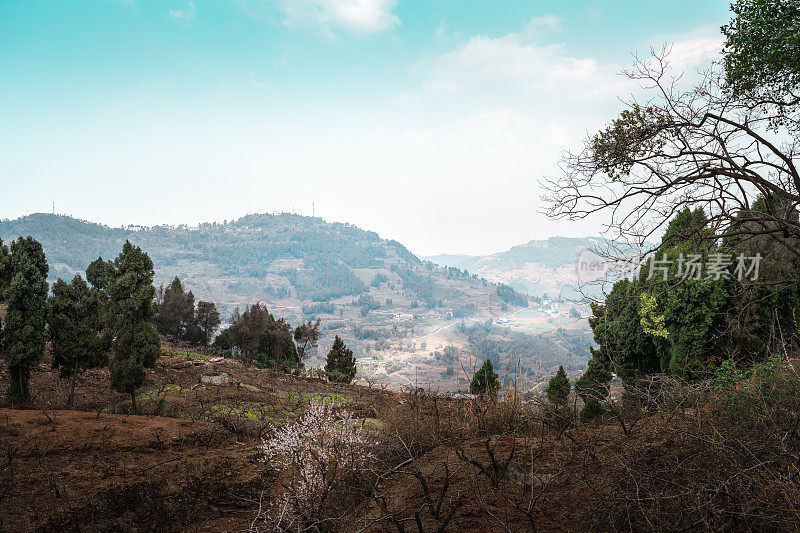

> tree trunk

[
  {"left": 68, "top": 360, "right": 78, "bottom": 408},
  {"left": 130, "top": 391, "right": 137, "bottom": 413},
  {"left": 18, "top": 366, "right": 28, "bottom": 403}
]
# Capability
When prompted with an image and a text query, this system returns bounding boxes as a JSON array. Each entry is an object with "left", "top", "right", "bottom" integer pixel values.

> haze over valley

[{"left": 1, "top": 212, "right": 594, "bottom": 392}]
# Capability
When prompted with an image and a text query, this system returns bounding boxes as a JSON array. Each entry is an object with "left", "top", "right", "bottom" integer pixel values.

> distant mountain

[
  {"left": 0, "top": 213, "right": 592, "bottom": 391},
  {"left": 0, "top": 213, "right": 460, "bottom": 312},
  {"left": 424, "top": 237, "right": 608, "bottom": 298}
]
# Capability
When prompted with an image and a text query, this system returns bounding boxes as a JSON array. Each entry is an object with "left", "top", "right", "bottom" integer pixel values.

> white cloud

[
  {"left": 418, "top": 17, "right": 622, "bottom": 100},
  {"left": 367, "top": 20, "right": 727, "bottom": 253},
  {"left": 413, "top": 18, "right": 723, "bottom": 103},
  {"left": 666, "top": 34, "right": 724, "bottom": 70},
  {"left": 403, "top": 129, "right": 433, "bottom": 143},
  {"left": 167, "top": 1, "right": 197, "bottom": 23},
  {"left": 270, "top": 0, "right": 399, "bottom": 36}
]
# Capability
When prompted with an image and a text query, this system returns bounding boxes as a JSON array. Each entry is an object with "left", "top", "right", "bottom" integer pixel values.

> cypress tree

[
  {"left": 0, "top": 238, "right": 9, "bottom": 296},
  {"left": 86, "top": 257, "right": 111, "bottom": 291},
  {"left": 470, "top": 359, "right": 499, "bottom": 397},
  {"left": 325, "top": 335, "right": 356, "bottom": 383},
  {"left": 195, "top": 301, "right": 221, "bottom": 346},
  {"left": 106, "top": 241, "right": 160, "bottom": 411},
  {"left": 2, "top": 237, "right": 49, "bottom": 403},
  {"left": 0, "top": 238, "right": 8, "bottom": 346},
  {"left": 153, "top": 277, "right": 195, "bottom": 339},
  {"left": 546, "top": 365, "right": 571, "bottom": 406},
  {"left": 575, "top": 352, "right": 612, "bottom": 420},
  {"left": 49, "top": 275, "right": 108, "bottom": 406}
]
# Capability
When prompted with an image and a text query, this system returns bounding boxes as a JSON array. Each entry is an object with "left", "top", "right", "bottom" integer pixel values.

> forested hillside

[
  {"left": 0, "top": 213, "right": 425, "bottom": 309},
  {"left": 0, "top": 213, "right": 591, "bottom": 391}
]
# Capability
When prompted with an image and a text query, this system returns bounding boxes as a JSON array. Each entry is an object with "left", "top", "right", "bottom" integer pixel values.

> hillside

[
  {"left": 2, "top": 342, "right": 797, "bottom": 531},
  {"left": 425, "top": 237, "right": 627, "bottom": 299},
  {"left": 0, "top": 213, "right": 593, "bottom": 391}
]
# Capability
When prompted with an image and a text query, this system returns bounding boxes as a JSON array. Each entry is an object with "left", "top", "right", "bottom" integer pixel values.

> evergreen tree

[
  {"left": 216, "top": 303, "right": 299, "bottom": 366},
  {"left": 268, "top": 318, "right": 298, "bottom": 366},
  {"left": 2, "top": 237, "right": 49, "bottom": 402},
  {"left": 49, "top": 275, "right": 108, "bottom": 406},
  {"left": 106, "top": 241, "right": 160, "bottom": 411},
  {"left": 546, "top": 365, "right": 571, "bottom": 406},
  {"left": 325, "top": 335, "right": 356, "bottom": 383},
  {"left": 225, "top": 303, "right": 271, "bottom": 357},
  {"left": 470, "top": 359, "right": 499, "bottom": 397},
  {"left": 0, "top": 238, "right": 8, "bottom": 362},
  {"left": 195, "top": 301, "right": 221, "bottom": 346},
  {"left": 722, "top": 0, "right": 800, "bottom": 132},
  {"left": 153, "top": 277, "right": 195, "bottom": 339},
  {"left": 0, "top": 238, "right": 9, "bottom": 297},
  {"left": 86, "top": 257, "right": 111, "bottom": 291}
]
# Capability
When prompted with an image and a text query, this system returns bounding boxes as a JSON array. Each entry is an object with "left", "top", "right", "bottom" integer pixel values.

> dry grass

[{"left": 2, "top": 347, "right": 799, "bottom": 531}]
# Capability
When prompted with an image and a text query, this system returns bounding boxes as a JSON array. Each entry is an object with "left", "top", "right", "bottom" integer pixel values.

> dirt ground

[
  {"left": 0, "top": 344, "right": 404, "bottom": 532},
  {"left": 0, "top": 343, "right": 695, "bottom": 532}
]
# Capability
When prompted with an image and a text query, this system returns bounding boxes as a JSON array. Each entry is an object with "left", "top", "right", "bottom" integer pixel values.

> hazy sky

[{"left": 0, "top": 0, "right": 731, "bottom": 255}]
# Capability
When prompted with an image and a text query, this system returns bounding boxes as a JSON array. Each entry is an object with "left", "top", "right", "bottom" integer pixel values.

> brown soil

[
  {"left": 0, "top": 343, "right": 724, "bottom": 532},
  {"left": 0, "top": 344, "right": 402, "bottom": 532}
]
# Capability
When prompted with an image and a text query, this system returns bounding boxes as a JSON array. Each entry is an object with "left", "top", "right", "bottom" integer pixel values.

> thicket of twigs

[{"left": 249, "top": 357, "right": 800, "bottom": 532}]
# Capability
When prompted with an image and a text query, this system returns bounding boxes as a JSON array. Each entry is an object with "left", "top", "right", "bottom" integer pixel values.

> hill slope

[
  {"left": 425, "top": 237, "right": 614, "bottom": 298},
  {"left": 0, "top": 213, "right": 592, "bottom": 390}
]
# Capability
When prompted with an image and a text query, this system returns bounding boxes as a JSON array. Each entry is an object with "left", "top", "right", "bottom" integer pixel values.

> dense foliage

[
  {"left": 154, "top": 277, "right": 195, "bottom": 339},
  {"left": 49, "top": 275, "right": 108, "bottom": 406},
  {"left": 1, "top": 237, "right": 49, "bottom": 402},
  {"left": 546, "top": 365, "right": 570, "bottom": 406},
  {"left": 722, "top": 0, "right": 800, "bottom": 135},
  {"left": 470, "top": 359, "right": 499, "bottom": 397},
  {"left": 104, "top": 241, "right": 161, "bottom": 410},
  {"left": 581, "top": 205, "right": 800, "bottom": 411},
  {"left": 496, "top": 283, "right": 528, "bottom": 307},
  {"left": 214, "top": 303, "right": 299, "bottom": 368},
  {"left": 325, "top": 335, "right": 356, "bottom": 383}
]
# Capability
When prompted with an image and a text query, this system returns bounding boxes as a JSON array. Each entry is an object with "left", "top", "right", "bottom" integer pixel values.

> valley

[{"left": 0, "top": 213, "right": 595, "bottom": 393}]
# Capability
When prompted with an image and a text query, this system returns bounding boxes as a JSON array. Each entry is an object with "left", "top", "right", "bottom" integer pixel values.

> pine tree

[
  {"left": 470, "top": 359, "right": 499, "bottom": 397},
  {"left": 106, "top": 241, "right": 160, "bottom": 411},
  {"left": 49, "top": 275, "right": 109, "bottom": 406},
  {"left": 325, "top": 335, "right": 356, "bottom": 383},
  {"left": 195, "top": 301, "right": 221, "bottom": 346},
  {"left": 575, "top": 351, "right": 612, "bottom": 420},
  {"left": 2, "top": 237, "right": 49, "bottom": 403},
  {"left": 0, "top": 238, "right": 10, "bottom": 297},
  {"left": 86, "top": 257, "right": 111, "bottom": 291},
  {"left": 153, "top": 277, "right": 195, "bottom": 339},
  {"left": 546, "top": 365, "right": 571, "bottom": 406}
]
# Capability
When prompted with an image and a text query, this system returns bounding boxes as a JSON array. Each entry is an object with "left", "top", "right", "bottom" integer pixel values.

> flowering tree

[{"left": 253, "top": 401, "right": 375, "bottom": 531}]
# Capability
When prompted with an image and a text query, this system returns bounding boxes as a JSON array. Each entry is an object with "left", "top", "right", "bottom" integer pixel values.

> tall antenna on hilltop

[
  {"left": 52, "top": 200, "right": 55, "bottom": 214},
  {"left": 312, "top": 202, "right": 315, "bottom": 217}
]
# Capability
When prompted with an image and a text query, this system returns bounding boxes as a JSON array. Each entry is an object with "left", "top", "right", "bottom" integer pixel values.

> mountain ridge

[{"left": 0, "top": 212, "right": 592, "bottom": 391}]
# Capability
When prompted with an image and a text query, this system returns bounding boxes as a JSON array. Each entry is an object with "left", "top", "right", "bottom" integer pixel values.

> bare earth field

[{"left": 3, "top": 343, "right": 775, "bottom": 532}]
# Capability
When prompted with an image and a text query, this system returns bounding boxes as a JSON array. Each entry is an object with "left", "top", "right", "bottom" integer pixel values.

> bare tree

[{"left": 544, "top": 48, "right": 800, "bottom": 264}]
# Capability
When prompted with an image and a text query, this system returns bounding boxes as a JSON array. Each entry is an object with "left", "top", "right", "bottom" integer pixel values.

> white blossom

[{"left": 254, "top": 401, "right": 375, "bottom": 531}]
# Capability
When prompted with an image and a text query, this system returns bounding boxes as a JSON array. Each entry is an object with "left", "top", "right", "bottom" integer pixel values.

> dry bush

[
  {"left": 250, "top": 401, "right": 378, "bottom": 532},
  {"left": 578, "top": 357, "right": 800, "bottom": 531},
  {"left": 237, "top": 362, "right": 800, "bottom": 531}
]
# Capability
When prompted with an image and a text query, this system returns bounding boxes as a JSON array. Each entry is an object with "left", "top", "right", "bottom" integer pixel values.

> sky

[{"left": 0, "top": 0, "right": 732, "bottom": 256}]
